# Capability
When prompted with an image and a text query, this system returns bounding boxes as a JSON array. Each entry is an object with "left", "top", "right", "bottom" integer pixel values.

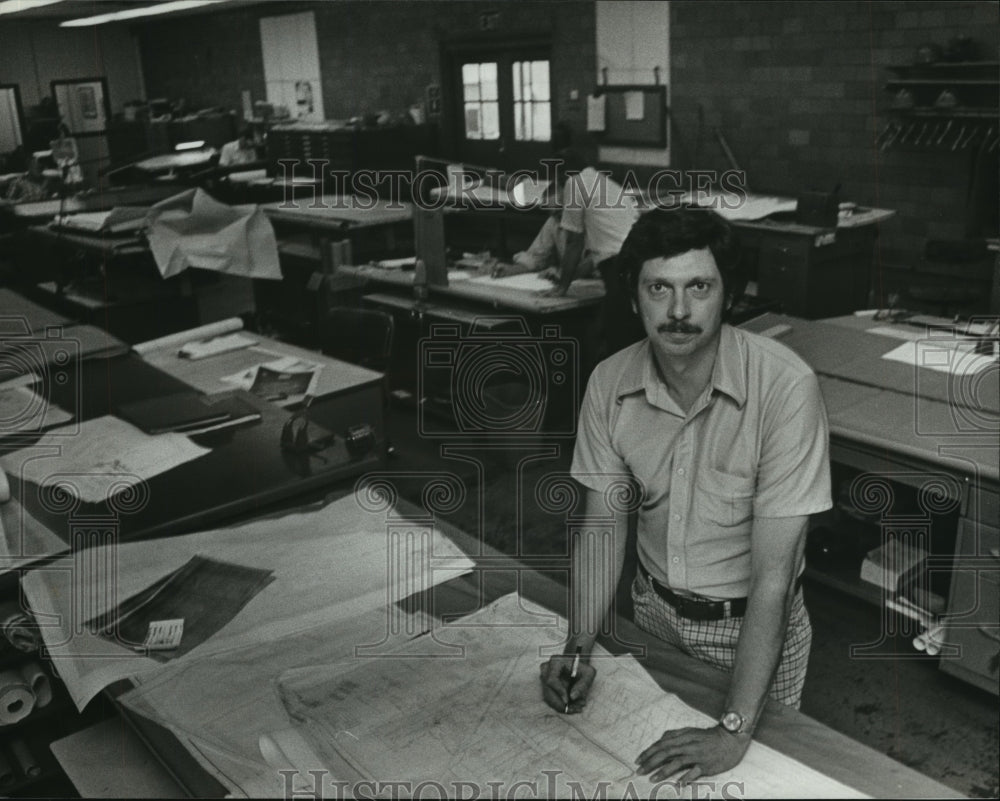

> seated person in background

[
  {"left": 218, "top": 127, "right": 259, "bottom": 167},
  {"left": 499, "top": 180, "right": 596, "bottom": 280},
  {"left": 542, "top": 148, "right": 638, "bottom": 297},
  {"left": 3, "top": 157, "right": 52, "bottom": 203}
]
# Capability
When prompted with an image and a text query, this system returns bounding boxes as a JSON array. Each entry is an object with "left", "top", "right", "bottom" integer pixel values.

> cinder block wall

[
  {"left": 136, "top": 1, "right": 597, "bottom": 148},
  {"left": 668, "top": 0, "right": 999, "bottom": 275}
]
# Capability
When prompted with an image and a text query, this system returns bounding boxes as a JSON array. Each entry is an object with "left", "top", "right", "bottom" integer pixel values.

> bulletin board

[{"left": 594, "top": 84, "right": 668, "bottom": 149}]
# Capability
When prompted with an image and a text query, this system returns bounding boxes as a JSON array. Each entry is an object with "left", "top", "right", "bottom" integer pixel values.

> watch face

[{"left": 721, "top": 711, "right": 744, "bottom": 733}]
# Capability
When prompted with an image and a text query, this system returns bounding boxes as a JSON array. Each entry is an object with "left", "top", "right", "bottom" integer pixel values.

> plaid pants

[{"left": 631, "top": 570, "right": 812, "bottom": 708}]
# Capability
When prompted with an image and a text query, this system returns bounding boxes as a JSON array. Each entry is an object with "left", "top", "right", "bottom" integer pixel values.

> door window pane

[
  {"left": 462, "top": 62, "right": 500, "bottom": 141},
  {"left": 512, "top": 60, "right": 551, "bottom": 142}
]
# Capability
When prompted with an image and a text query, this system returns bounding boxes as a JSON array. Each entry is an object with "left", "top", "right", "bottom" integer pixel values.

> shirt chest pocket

[{"left": 697, "top": 466, "right": 756, "bottom": 528}]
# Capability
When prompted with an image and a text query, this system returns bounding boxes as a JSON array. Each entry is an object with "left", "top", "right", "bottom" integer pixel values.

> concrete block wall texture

[{"left": 668, "top": 0, "right": 999, "bottom": 277}]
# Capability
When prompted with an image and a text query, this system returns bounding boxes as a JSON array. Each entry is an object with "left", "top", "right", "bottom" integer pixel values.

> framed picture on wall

[{"left": 51, "top": 77, "right": 110, "bottom": 136}]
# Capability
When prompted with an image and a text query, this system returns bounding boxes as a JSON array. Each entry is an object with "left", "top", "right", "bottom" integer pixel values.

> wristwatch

[{"left": 719, "top": 711, "right": 748, "bottom": 735}]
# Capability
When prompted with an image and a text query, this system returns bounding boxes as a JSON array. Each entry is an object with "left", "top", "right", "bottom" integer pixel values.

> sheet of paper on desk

[
  {"left": 881, "top": 340, "right": 995, "bottom": 376},
  {"left": 0, "top": 379, "right": 73, "bottom": 435},
  {"left": 118, "top": 604, "right": 434, "bottom": 798},
  {"left": 277, "top": 593, "right": 867, "bottom": 799},
  {"left": 680, "top": 191, "right": 798, "bottom": 221},
  {"left": 468, "top": 272, "right": 558, "bottom": 292},
  {"left": 0, "top": 415, "right": 208, "bottom": 504},
  {"left": 22, "top": 491, "right": 474, "bottom": 709}
]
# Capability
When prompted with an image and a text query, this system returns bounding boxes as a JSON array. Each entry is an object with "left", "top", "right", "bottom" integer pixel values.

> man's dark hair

[{"left": 619, "top": 206, "right": 746, "bottom": 310}]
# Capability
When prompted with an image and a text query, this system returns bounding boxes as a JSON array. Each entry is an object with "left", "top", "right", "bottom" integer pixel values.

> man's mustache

[{"left": 657, "top": 321, "right": 702, "bottom": 334}]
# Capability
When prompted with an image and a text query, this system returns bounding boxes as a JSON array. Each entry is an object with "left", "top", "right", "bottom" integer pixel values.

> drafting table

[
  {"left": 0, "top": 350, "right": 385, "bottom": 552},
  {"left": 22, "top": 225, "right": 199, "bottom": 344},
  {"left": 740, "top": 312, "right": 998, "bottom": 694},
  {"left": 339, "top": 263, "right": 603, "bottom": 314},
  {"left": 134, "top": 150, "right": 217, "bottom": 178},
  {"left": 264, "top": 196, "right": 414, "bottom": 263},
  {"left": 0, "top": 185, "right": 181, "bottom": 225},
  {"left": 49, "top": 490, "right": 958, "bottom": 799},
  {"left": 0, "top": 287, "right": 73, "bottom": 333},
  {"left": 262, "top": 196, "right": 414, "bottom": 232},
  {"left": 137, "top": 329, "right": 386, "bottom": 449}
]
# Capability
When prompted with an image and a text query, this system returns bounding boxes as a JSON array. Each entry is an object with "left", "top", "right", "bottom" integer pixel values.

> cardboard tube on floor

[
  {"left": 0, "top": 748, "right": 15, "bottom": 787},
  {"left": 9, "top": 739, "right": 40, "bottom": 779},
  {"left": 19, "top": 661, "right": 52, "bottom": 708},
  {"left": 0, "top": 670, "right": 34, "bottom": 725}
]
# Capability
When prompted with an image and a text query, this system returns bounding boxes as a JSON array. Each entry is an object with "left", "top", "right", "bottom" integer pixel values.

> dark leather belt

[{"left": 638, "top": 563, "right": 800, "bottom": 621}]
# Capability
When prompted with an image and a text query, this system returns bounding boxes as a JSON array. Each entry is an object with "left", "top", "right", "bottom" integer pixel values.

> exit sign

[{"left": 479, "top": 10, "right": 500, "bottom": 30}]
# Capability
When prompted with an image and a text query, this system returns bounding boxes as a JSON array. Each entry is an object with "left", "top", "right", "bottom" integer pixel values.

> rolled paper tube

[
  {"left": 131, "top": 317, "right": 243, "bottom": 355},
  {"left": 0, "top": 747, "right": 15, "bottom": 787},
  {"left": 19, "top": 661, "right": 53, "bottom": 708},
  {"left": 0, "top": 609, "right": 41, "bottom": 653},
  {"left": 9, "top": 739, "right": 40, "bottom": 779},
  {"left": 0, "top": 670, "right": 34, "bottom": 725}
]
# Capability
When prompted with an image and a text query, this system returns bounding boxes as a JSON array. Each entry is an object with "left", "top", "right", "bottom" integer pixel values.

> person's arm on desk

[
  {"left": 542, "top": 229, "right": 585, "bottom": 296},
  {"left": 635, "top": 515, "right": 808, "bottom": 784},
  {"left": 540, "top": 486, "right": 627, "bottom": 712}
]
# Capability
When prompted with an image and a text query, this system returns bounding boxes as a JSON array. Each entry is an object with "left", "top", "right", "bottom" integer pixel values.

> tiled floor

[{"left": 388, "top": 412, "right": 999, "bottom": 798}]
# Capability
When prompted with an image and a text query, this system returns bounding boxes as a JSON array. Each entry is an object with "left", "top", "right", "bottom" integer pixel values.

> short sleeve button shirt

[
  {"left": 559, "top": 167, "right": 638, "bottom": 264},
  {"left": 571, "top": 325, "right": 832, "bottom": 599}
]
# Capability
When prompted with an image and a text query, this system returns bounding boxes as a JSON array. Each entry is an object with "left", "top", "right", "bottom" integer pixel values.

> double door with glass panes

[{"left": 452, "top": 48, "right": 554, "bottom": 171}]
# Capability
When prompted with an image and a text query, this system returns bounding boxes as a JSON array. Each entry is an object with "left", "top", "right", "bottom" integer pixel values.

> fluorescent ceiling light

[
  {"left": 60, "top": 0, "right": 225, "bottom": 27},
  {"left": 0, "top": 0, "right": 65, "bottom": 16},
  {"left": 175, "top": 140, "right": 206, "bottom": 151}
]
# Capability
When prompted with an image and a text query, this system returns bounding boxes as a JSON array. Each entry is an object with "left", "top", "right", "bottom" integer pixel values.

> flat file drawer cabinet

[{"left": 941, "top": 515, "right": 1000, "bottom": 694}]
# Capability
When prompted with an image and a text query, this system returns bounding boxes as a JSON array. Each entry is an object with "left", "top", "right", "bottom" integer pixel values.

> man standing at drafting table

[{"left": 540, "top": 206, "right": 832, "bottom": 782}]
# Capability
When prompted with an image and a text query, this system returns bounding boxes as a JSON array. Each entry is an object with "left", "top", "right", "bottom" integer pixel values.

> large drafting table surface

[
  {"left": 261, "top": 195, "right": 415, "bottom": 230},
  {"left": 741, "top": 312, "right": 999, "bottom": 482},
  {"left": 0, "top": 350, "right": 382, "bottom": 557},
  {"left": 74, "top": 493, "right": 955, "bottom": 799},
  {"left": 138, "top": 331, "right": 383, "bottom": 408},
  {"left": 3, "top": 185, "right": 181, "bottom": 223},
  {"left": 339, "top": 263, "right": 603, "bottom": 314}
]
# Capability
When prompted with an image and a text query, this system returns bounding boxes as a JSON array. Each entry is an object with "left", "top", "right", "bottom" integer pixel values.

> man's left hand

[{"left": 635, "top": 725, "right": 751, "bottom": 785}]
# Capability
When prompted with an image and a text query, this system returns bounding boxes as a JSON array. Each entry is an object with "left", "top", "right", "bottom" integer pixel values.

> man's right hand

[{"left": 539, "top": 654, "right": 596, "bottom": 714}]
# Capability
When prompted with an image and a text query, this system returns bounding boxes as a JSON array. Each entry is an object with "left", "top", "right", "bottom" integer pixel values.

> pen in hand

[{"left": 564, "top": 646, "right": 582, "bottom": 714}]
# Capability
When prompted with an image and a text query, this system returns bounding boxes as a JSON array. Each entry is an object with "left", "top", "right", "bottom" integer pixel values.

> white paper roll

[
  {"left": 132, "top": 317, "right": 243, "bottom": 355},
  {"left": 19, "top": 661, "right": 52, "bottom": 708},
  {"left": 0, "top": 670, "right": 34, "bottom": 725}
]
